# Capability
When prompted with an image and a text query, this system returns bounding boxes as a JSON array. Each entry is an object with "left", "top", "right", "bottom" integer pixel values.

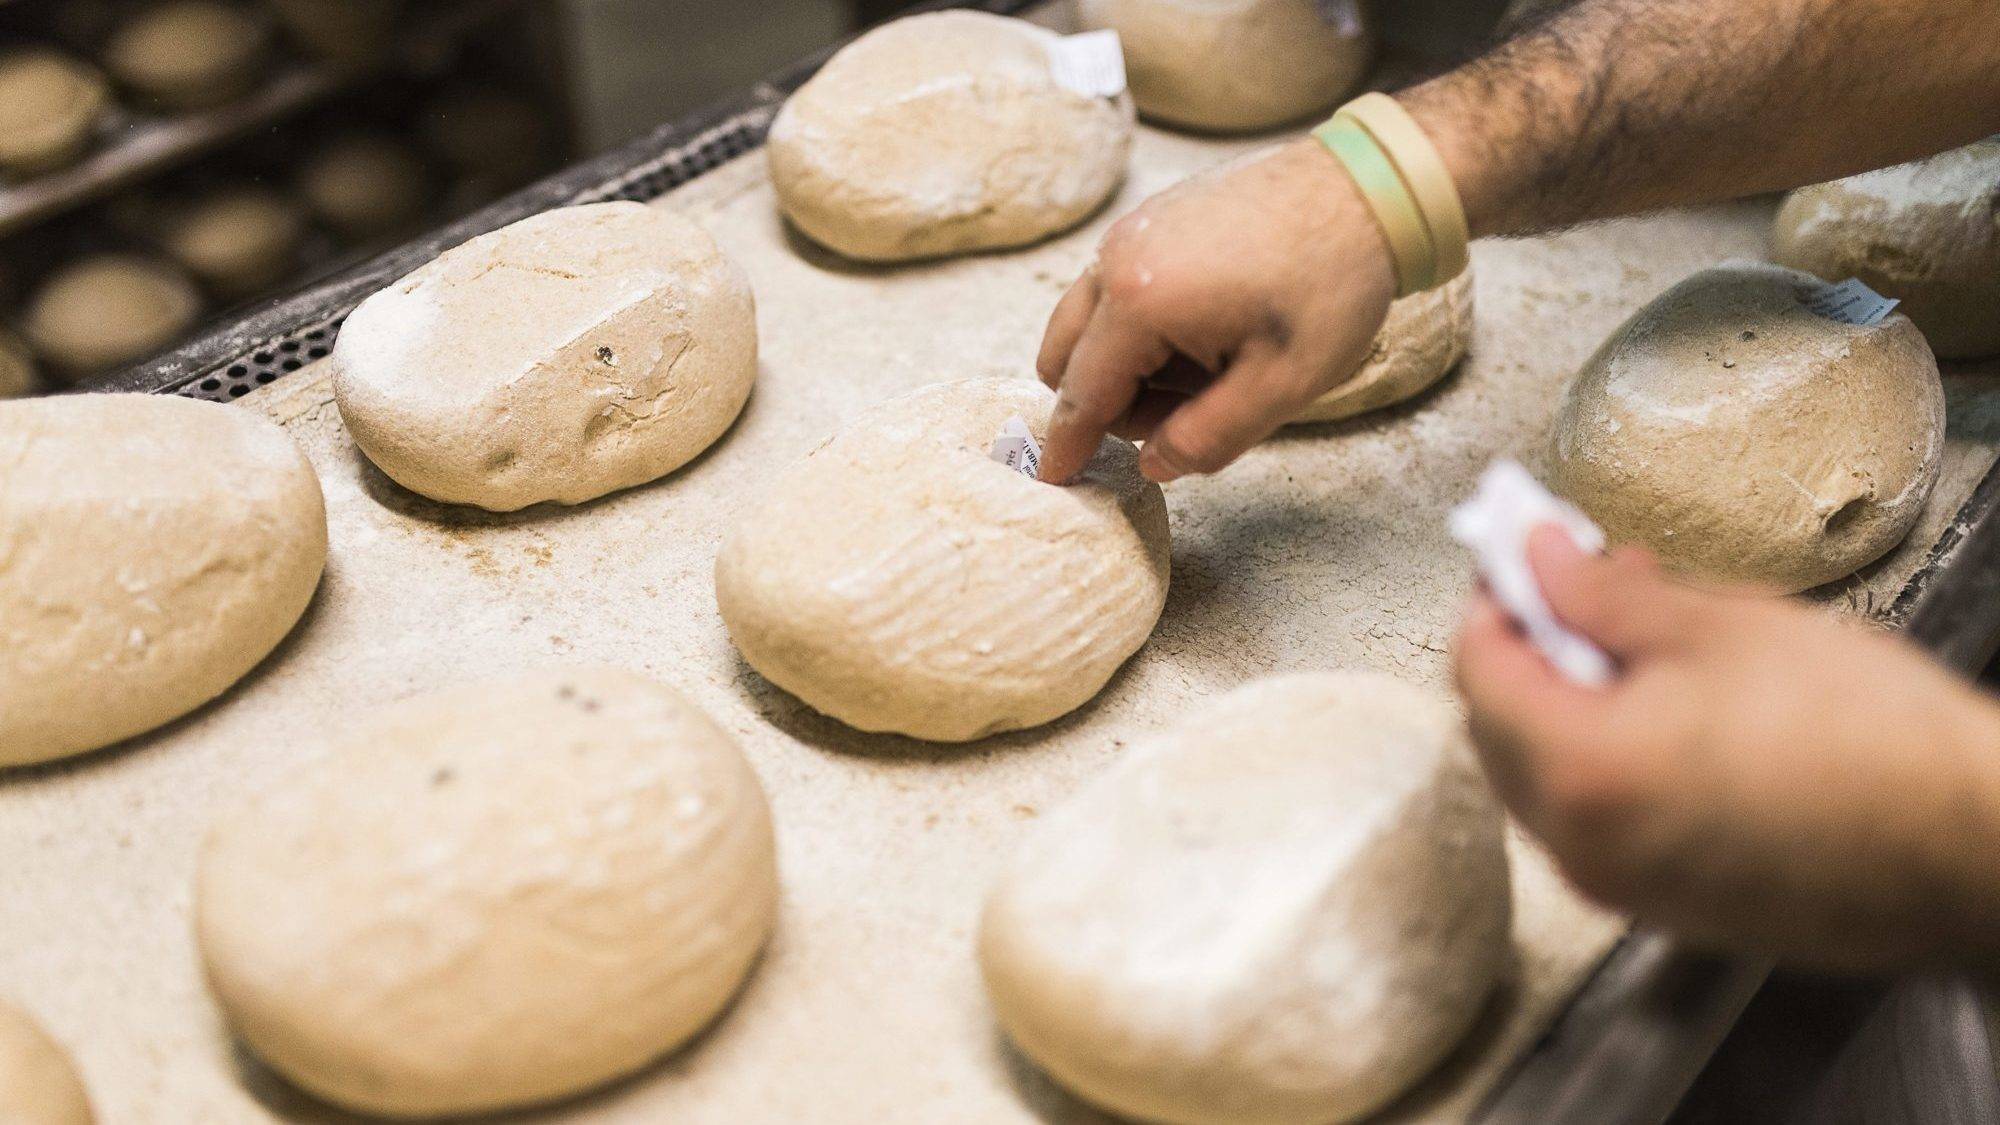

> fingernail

[{"left": 1138, "top": 444, "right": 1182, "bottom": 483}]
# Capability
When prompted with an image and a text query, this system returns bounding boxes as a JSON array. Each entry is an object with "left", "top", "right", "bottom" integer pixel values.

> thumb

[{"left": 1528, "top": 526, "right": 1699, "bottom": 657}]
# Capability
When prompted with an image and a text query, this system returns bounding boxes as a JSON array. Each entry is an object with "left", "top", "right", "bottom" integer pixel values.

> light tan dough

[
  {"left": 1550, "top": 261, "right": 1944, "bottom": 593},
  {"left": 0, "top": 395, "right": 326, "bottom": 767},
  {"left": 23, "top": 255, "right": 201, "bottom": 379},
  {"left": 160, "top": 187, "right": 306, "bottom": 299},
  {"left": 1074, "top": 0, "right": 1373, "bottom": 133},
  {"left": 267, "top": 0, "right": 403, "bottom": 60},
  {"left": 0, "top": 50, "right": 110, "bottom": 178},
  {"left": 0, "top": 328, "right": 39, "bottom": 398},
  {"left": 295, "top": 133, "right": 429, "bottom": 241},
  {"left": 0, "top": 999, "right": 93, "bottom": 1125},
  {"left": 195, "top": 667, "right": 778, "bottom": 1119},
  {"left": 333, "top": 202, "right": 757, "bottom": 511},
  {"left": 1292, "top": 267, "right": 1474, "bottom": 424},
  {"left": 980, "top": 672, "right": 1511, "bottom": 1125},
  {"left": 1772, "top": 139, "right": 2000, "bottom": 359},
  {"left": 767, "top": 11, "right": 1135, "bottom": 262},
  {"left": 104, "top": 0, "right": 268, "bottom": 110},
  {"left": 717, "top": 378, "right": 1169, "bottom": 742}
]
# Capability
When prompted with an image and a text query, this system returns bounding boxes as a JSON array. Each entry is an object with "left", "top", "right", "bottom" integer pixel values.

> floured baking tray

[{"left": 15, "top": 1, "right": 2000, "bottom": 1121}]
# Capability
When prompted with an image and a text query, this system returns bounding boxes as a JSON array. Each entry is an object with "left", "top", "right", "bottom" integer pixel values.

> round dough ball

[
  {"left": 1772, "top": 139, "right": 2000, "bottom": 359},
  {"left": 767, "top": 11, "right": 1135, "bottom": 262},
  {"left": 104, "top": 1, "right": 268, "bottom": 110},
  {"left": 196, "top": 667, "right": 778, "bottom": 1119},
  {"left": 0, "top": 395, "right": 326, "bottom": 766},
  {"left": 333, "top": 202, "right": 757, "bottom": 511},
  {"left": 0, "top": 328, "right": 40, "bottom": 399},
  {"left": 1292, "top": 267, "right": 1474, "bottom": 424},
  {"left": 1075, "top": 0, "right": 1373, "bottom": 133},
  {"left": 0, "top": 1000, "right": 92, "bottom": 1124},
  {"left": 1550, "top": 262, "right": 1944, "bottom": 593},
  {"left": 717, "top": 378, "right": 1169, "bottom": 742},
  {"left": 24, "top": 255, "right": 202, "bottom": 378},
  {"left": 980, "top": 672, "right": 1511, "bottom": 1125},
  {"left": 296, "top": 134, "right": 428, "bottom": 241},
  {"left": 160, "top": 187, "right": 306, "bottom": 299},
  {"left": 267, "top": 0, "right": 403, "bottom": 60},
  {"left": 0, "top": 50, "right": 110, "bottom": 178}
]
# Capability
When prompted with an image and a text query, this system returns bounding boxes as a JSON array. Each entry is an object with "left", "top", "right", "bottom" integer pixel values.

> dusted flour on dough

[
  {"left": 195, "top": 667, "right": 778, "bottom": 1119},
  {"left": 716, "top": 378, "right": 1170, "bottom": 742},
  {"left": 767, "top": 11, "right": 1135, "bottom": 261},
  {"left": 0, "top": 999, "right": 93, "bottom": 1125},
  {"left": 0, "top": 395, "right": 326, "bottom": 767},
  {"left": 1550, "top": 262, "right": 1944, "bottom": 592},
  {"left": 980, "top": 672, "right": 1512, "bottom": 1125},
  {"left": 1075, "top": 0, "right": 1373, "bottom": 133},
  {"left": 1773, "top": 138, "right": 2000, "bottom": 359},
  {"left": 1292, "top": 267, "right": 1474, "bottom": 424},
  {"left": 333, "top": 202, "right": 757, "bottom": 511}
]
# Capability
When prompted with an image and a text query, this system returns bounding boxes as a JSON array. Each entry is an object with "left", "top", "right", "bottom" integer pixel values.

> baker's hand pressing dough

[
  {"left": 717, "top": 378, "right": 1169, "bottom": 742},
  {"left": 0, "top": 396, "right": 326, "bottom": 767},
  {"left": 980, "top": 672, "right": 1511, "bottom": 1125},
  {"left": 24, "top": 255, "right": 202, "bottom": 379},
  {"left": 1773, "top": 139, "right": 2000, "bottom": 359},
  {"left": 0, "top": 999, "right": 93, "bottom": 1125},
  {"left": 767, "top": 11, "right": 1135, "bottom": 262},
  {"left": 1551, "top": 262, "right": 1943, "bottom": 593},
  {"left": 1075, "top": 0, "right": 1373, "bottom": 133},
  {"left": 1290, "top": 266, "right": 1473, "bottom": 424},
  {"left": 195, "top": 667, "right": 778, "bottom": 1119},
  {"left": 0, "top": 50, "right": 110, "bottom": 179},
  {"left": 104, "top": 0, "right": 268, "bottom": 110},
  {"left": 333, "top": 202, "right": 757, "bottom": 511}
]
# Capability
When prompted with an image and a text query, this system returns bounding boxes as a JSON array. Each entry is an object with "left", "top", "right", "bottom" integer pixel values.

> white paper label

[
  {"left": 1045, "top": 29, "right": 1127, "bottom": 99},
  {"left": 1448, "top": 460, "right": 1615, "bottom": 687},
  {"left": 989, "top": 416, "right": 1043, "bottom": 479},
  {"left": 1314, "top": 0, "right": 1364, "bottom": 35},
  {"left": 1802, "top": 277, "right": 1899, "bottom": 327}
]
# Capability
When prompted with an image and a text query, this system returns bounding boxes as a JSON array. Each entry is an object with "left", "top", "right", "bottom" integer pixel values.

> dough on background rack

[
  {"left": 767, "top": 11, "right": 1135, "bottom": 262},
  {"left": 159, "top": 186, "right": 307, "bottom": 299},
  {"left": 103, "top": 0, "right": 269, "bottom": 110},
  {"left": 1550, "top": 261, "right": 1944, "bottom": 593},
  {"left": 0, "top": 395, "right": 326, "bottom": 767},
  {"left": 0, "top": 998, "right": 93, "bottom": 1125},
  {"left": 267, "top": 0, "right": 403, "bottom": 61},
  {"left": 980, "top": 672, "right": 1512, "bottom": 1125},
  {"left": 0, "top": 50, "right": 110, "bottom": 179},
  {"left": 295, "top": 133, "right": 429, "bottom": 241},
  {"left": 717, "top": 377, "right": 1170, "bottom": 742},
  {"left": 333, "top": 201, "right": 757, "bottom": 511},
  {"left": 1772, "top": 138, "right": 2000, "bottom": 359},
  {"left": 1291, "top": 266, "right": 1474, "bottom": 424},
  {"left": 23, "top": 254, "right": 202, "bottom": 379},
  {"left": 1074, "top": 0, "right": 1374, "bottom": 133},
  {"left": 195, "top": 667, "right": 778, "bottom": 1119}
]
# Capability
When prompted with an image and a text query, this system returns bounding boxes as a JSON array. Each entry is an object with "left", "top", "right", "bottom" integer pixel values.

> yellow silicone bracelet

[
  {"left": 1312, "top": 115, "right": 1437, "bottom": 296},
  {"left": 1337, "top": 92, "right": 1470, "bottom": 285}
]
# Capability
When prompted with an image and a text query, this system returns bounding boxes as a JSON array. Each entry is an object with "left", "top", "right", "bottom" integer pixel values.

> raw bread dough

[
  {"left": 104, "top": 1, "right": 268, "bottom": 110},
  {"left": 195, "top": 667, "right": 778, "bottom": 1119},
  {"left": 0, "top": 395, "right": 326, "bottom": 767},
  {"left": 767, "top": 11, "right": 1135, "bottom": 262},
  {"left": 23, "top": 255, "right": 202, "bottom": 378},
  {"left": 1075, "top": 0, "right": 1373, "bottom": 133},
  {"left": 0, "top": 327, "right": 39, "bottom": 398},
  {"left": 333, "top": 202, "right": 757, "bottom": 511},
  {"left": 160, "top": 187, "right": 306, "bottom": 299},
  {"left": 980, "top": 672, "right": 1512, "bottom": 1125},
  {"left": 1293, "top": 267, "right": 1474, "bottom": 424},
  {"left": 0, "top": 999, "right": 93, "bottom": 1124},
  {"left": 0, "top": 50, "right": 109, "bottom": 178},
  {"left": 716, "top": 378, "right": 1169, "bottom": 742},
  {"left": 1550, "top": 262, "right": 1944, "bottom": 593},
  {"left": 296, "top": 134, "right": 428, "bottom": 240},
  {"left": 1772, "top": 139, "right": 2000, "bottom": 359},
  {"left": 268, "top": 0, "right": 403, "bottom": 60}
]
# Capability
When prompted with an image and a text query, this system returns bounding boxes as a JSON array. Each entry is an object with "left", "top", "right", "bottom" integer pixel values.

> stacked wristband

[{"left": 1312, "top": 92, "right": 1470, "bottom": 298}]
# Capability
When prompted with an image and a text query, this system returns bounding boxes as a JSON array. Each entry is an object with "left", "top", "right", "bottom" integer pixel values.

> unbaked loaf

[
  {"left": 717, "top": 378, "right": 1170, "bottom": 742},
  {"left": 0, "top": 395, "right": 326, "bottom": 767},
  {"left": 267, "top": 0, "right": 402, "bottom": 60},
  {"left": 980, "top": 672, "right": 1511, "bottom": 1125},
  {"left": 195, "top": 667, "right": 778, "bottom": 1119},
  {"left": 0, "top": 999, "right": 93, "bottom": 1125},
  {"left": 1772, "top": 139, "right": 2000, "bottom": 359},
  {"left": 104, "top": 0, "right": 268, "bottom": 110},
  {"left": 296, "top": 133, "right": 428, "bottom": 240},
  {"left": 160, "top": 187, "right": 306, "bottom": 299},
  {"left": 0, "top": 50, "right": 110, "bottom": 178},
  {"left": 1293, "top": 266, "right": 1474, "bottom": 424},
  {"left": 23, "top": 255, "right": 202, "bottom": 379},
  {"left": 1550, "top": 262, "right": 1944, "bottom": 592},
  {"left": 1074, "top": 0, "right": 1373, "bottom": 132},
  {"left": 0, "top": 328, "right": 39, "bottom": 399},
  {"left": 334, "top": 202, "right": 757, "bottom": 511},
  {"left": 767, "top": 11, "right": 1134, "bottom": 262}
]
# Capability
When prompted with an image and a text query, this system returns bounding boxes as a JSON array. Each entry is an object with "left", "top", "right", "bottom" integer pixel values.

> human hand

[
  {"left": 1454, "top": 527, "right": 2000, "bottom": 971},
  {"left": 1035, "top": 138, "right": 1397, "bottom": 484}
]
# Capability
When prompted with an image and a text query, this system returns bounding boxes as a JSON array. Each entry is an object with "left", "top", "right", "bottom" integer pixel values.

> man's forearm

[{"left": 1399, "top": 0, "right": 2000, "bottom": 237}]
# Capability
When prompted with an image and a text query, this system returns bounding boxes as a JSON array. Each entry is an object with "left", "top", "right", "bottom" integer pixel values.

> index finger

[{"left": 1039, "top": 301, "right": 1172, "bottom": 483}]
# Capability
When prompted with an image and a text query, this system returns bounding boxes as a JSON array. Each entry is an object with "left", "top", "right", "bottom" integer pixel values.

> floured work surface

[{"left": 6, "top": 123, "right": 2000, "bottom": 1124}]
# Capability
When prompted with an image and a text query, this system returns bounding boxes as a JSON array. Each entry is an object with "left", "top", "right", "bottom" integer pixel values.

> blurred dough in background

[
  {"left": 104, "top": 0, "right": 271, "bottom": 111},
  {"left": 0, "top": 328, "right": 40, "bottom": 399},
  {"left": 0, "top": 999, "right": 93, "bottom": 1125},
  {"left": 0, "top": 50, "right": 111, "bottom": 179},
  {"left": 25, "top": 255, "right": 202, "bottom": 379},
  {"left": 159, "top": 186, "right": 308, "bottom": 300},
  {"left": 267, "top": 0, "right": 406, "bottom": 61},
  {"left": 295, "top": 132, "right": 429, "bottom": 240}
]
